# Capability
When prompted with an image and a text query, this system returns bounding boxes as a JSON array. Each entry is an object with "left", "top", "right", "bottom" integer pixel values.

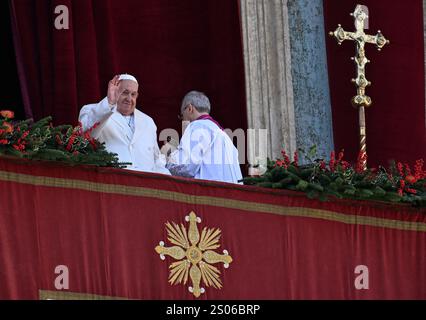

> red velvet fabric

[
  {"left": 323, "top": 0, "right": 426, "bottom": 167},
  {"left": 9, "top": 0, "right": 247, "bottom": 135},
  {"left": 0, "top": 156, "right": 425, "bottom": 299}
]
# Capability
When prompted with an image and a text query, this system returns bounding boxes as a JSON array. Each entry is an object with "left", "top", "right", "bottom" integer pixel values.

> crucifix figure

[{"left": 329, "top": 4, "right": 389, "bottom": 170}]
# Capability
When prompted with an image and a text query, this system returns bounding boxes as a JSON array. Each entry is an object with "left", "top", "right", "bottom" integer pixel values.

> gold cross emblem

[{"left": 155, "top": 211, "right": 233, "bottom": 298}]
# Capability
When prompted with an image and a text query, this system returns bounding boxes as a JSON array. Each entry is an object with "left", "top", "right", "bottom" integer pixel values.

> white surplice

[
  {"left": 79, "top": 97, "right": 170, "bottom": 174},
  {"left": 166, "top": 119, "right": 242, "bottom": 184}
]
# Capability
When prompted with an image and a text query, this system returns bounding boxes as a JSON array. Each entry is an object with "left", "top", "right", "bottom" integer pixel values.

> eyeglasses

[{"left": 177, "top": 104, "right": 190, "bottom": 120}]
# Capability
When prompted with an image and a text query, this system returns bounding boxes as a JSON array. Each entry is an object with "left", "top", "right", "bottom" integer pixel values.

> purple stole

[{"left": 195, "top": 114, "right": 224, "bottom": 130}]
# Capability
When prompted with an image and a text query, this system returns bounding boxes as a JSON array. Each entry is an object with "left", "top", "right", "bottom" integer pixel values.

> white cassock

[
  {"left": 79, "top": 97, "right": 170, "bottom": 174},
  {"left": 166, "top": 119, "right": 242, "bottom": 184}
]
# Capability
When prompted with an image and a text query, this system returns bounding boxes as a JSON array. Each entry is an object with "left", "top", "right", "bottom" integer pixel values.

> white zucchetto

[{"left": 118, "top": 73, "right": 138, "bottom": 84}]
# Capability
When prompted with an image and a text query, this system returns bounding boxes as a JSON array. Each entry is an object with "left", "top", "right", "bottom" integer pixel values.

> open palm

[{"left": 107, "top": 75, "right": 120, "bottom": 105}]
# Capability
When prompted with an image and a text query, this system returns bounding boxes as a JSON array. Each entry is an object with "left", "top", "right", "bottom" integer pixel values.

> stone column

[
  {"left": 240, "top": 0, "right": 334, "bottom": 167},
  {"left": 239, "top": 0, "right": 297, "bottom": 169},
  {"left": 287, "top": 0, "right": 334, "bottom": 162}
]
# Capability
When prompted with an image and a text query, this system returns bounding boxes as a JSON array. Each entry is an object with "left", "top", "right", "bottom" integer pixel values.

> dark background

[
  {"left": 7, "top": 0, "right": 247, "bottom": 136},
  {"left": 0, "top": 1, "right": 24, "bottom": 119}
]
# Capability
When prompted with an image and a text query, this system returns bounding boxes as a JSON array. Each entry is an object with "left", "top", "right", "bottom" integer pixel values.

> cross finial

[{"left": 351, "top": 5, "right": 369, "bottom": 31}]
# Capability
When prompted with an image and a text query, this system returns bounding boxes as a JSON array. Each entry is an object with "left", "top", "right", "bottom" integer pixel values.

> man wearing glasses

[{"left": 167, "top": 91, "right": 242, "bottom": 184}]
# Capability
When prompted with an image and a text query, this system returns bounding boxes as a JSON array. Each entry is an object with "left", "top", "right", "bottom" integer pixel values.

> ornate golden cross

[{"left": 329, "top": 5, "right": 389, "bottom": 170}]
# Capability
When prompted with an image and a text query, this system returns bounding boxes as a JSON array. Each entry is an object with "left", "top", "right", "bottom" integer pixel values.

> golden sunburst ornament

[{"left": 155, "top": 211, "right": 233, "bottom": 298}]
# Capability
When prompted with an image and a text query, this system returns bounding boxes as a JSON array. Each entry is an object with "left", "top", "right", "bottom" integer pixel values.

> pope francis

[{"left": 79, "top": 74, "right": 170, "bottom": 174}]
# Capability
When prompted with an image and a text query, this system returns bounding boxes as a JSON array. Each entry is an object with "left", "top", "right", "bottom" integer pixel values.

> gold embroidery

[
  {"left": 155, "top": 211, "right": 232, "bottom": 298},
  {"left": 39, "top": 290, "right": 127, "bottom": 300},
  {"left": 0, "top": 170, "right": 425, "bottom": 232}
]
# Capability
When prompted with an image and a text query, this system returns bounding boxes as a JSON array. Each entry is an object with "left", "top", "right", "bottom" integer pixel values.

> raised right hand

[{"left": 107, "top": 75, "right": 120, "bottom": 105}]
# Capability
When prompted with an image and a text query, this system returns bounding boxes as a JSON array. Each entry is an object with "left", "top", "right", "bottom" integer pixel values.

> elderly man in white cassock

[
  {"left": 79, "top": 74, "right": 170, "bottom": 174},
  {"left": 166, "top": 91, "right": 242, "bottom": 184}
]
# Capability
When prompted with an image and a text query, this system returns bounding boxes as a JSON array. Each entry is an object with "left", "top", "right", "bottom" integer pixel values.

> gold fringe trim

[
  {"left": 1, "top": 170, "right": 425, "bottom": 232},
  {"left": 39, "top": 289, "right": 127, "bottom": 300}
]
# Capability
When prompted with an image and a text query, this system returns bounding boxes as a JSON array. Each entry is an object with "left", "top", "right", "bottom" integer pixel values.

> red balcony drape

[{"left": 0, "top": 157, "right": 425, "bottom": 299}]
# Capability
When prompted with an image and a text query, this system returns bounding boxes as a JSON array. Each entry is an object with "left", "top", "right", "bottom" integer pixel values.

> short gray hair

[{"left": 181, "top": 91, "right": 211, "bottom": 114}]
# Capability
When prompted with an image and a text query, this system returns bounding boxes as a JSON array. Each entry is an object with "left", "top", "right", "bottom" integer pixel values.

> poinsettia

[
  {"left": 0, "top": 110, "right": 14, "bottom": 119},
  {"left": 0, "top": 110, "right": 127, "bottom": 168},
  {"left": 243, "top": 147, "right": 426, "bottom": 208}
]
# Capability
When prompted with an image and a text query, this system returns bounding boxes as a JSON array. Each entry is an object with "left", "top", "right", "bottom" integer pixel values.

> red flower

[
  {"left": 0, "top": 110, "right": 14, "bottom": 119},
  {"left": 284, "top": 155, "right": 290, "bottom": 167},
  {"left": 319, "top": 160, "right": 326, "bottom": 171},
  {"left": 20, "top": 130, "right": 29, "bottom": 140},
  {"left": 293, "top": 151, "right": 299, "bottom": 167},
  {"left": 0, "top": 139, "right": 8, "bottom": 145},
  {"left": 329, "top": 151, "right": 336, "bottom": 172},
  {"left": 341, "top": 161, "right": 350, "bottom": 170},
  {"left": 12, "top": 144, "right": 25, "bottom": 151},
  {"left": 405, "top": 175, "right": 417, "bottom": 184},
  {"left": 2, "top": 122, "right": 13, "bottom": 133},
  {"left": 397, "top": 179, "right": 406, "bottom": 197},
  {"left": 280, "top": 150, "right": 291, "bottom": 167},
  {"left": 414, "top": 159, "right": 425, "bottom": 180},
  {"left": 405, "top": 188, "right": 417, "bottom": 194},
  {"left": 17, "top": 138, "right": 26, "bottom": 145},
  {"left": 66, "top": 134, "right": 77, "bottom": 151},
  {"left": 356, "top": 151, "right": 367, "bottom": 173},
  {"left": 276, "top": 159, "right": 288, "bottom": 169}
]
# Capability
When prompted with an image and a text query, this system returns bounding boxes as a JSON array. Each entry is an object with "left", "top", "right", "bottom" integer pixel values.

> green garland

[
  {"left": 0, "top": 111, "right": 129, "bottom": 168},
  {"left": 243, "top": 148, "right": 426, "bottom": 208}
]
